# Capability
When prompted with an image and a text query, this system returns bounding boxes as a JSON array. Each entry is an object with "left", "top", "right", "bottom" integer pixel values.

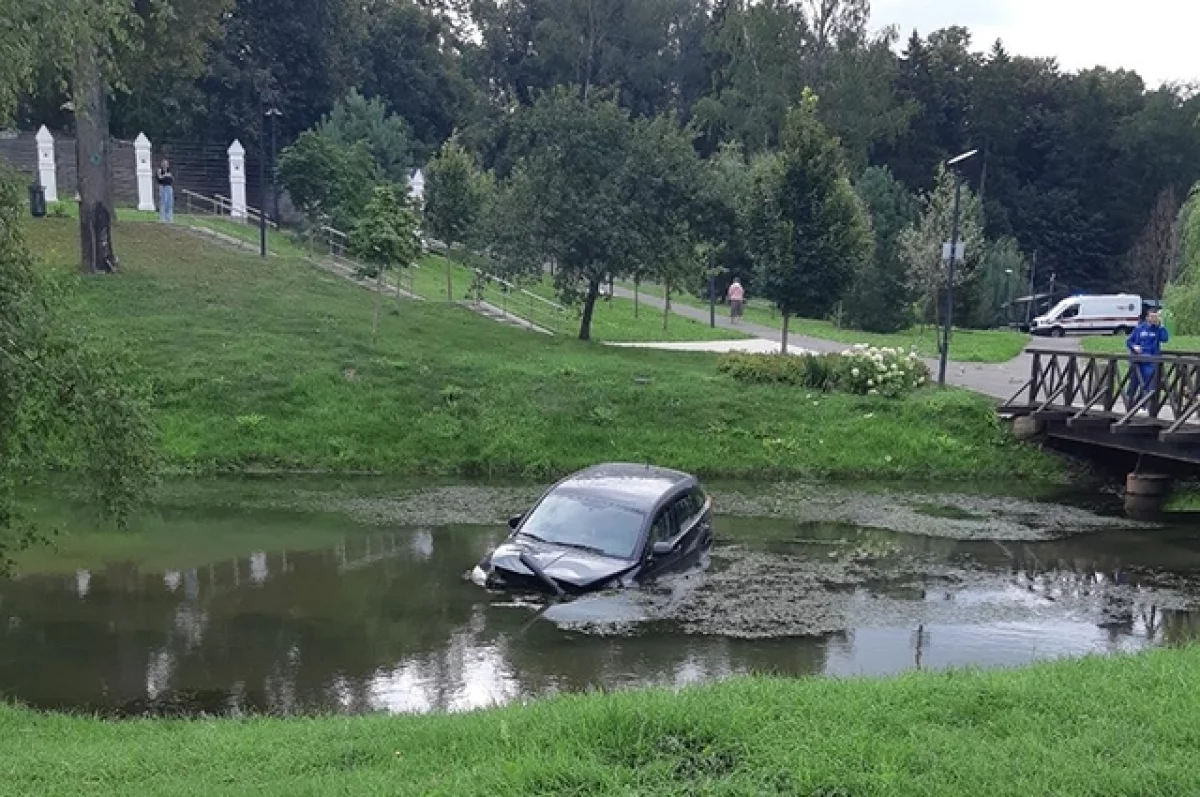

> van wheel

[
  {"left": 1115, "top": 326, "right": 1130, "bottom": 336},
  {"left": 1051, "top": 327, "right": 1065, "bottom": 338}
]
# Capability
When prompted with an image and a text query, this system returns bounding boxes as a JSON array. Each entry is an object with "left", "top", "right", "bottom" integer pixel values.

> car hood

[{"left": 488, "top": 539, "right": 636, "bottom": 589}]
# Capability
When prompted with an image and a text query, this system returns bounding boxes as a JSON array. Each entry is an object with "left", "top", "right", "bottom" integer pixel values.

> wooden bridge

[{"left": 1001, "top": 348, "right": 1200, "bottom": 466}]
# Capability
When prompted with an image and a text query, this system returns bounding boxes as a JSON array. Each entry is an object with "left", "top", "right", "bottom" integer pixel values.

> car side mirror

[
  {"left": 508, "top": 513, "right": 524, "bottom": 530},
  {"left": 651, "top": 541, "right": 674, "bottom": 557}
]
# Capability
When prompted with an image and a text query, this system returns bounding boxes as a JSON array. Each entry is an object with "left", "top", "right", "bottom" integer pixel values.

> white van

[{"left": 1030, "top": 294, "right": 1142, "bottom": 337}]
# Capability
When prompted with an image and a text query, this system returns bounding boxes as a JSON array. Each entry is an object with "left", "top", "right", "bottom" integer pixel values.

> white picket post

[
  {"left": 135, "top": 133, "right": 155, "bottom": 211},
  {"left": 35, "top": 125, "right": 57, "bottom": 202},
  {"left": 228, "top": 139, "right": 246, "bottom": 219}
]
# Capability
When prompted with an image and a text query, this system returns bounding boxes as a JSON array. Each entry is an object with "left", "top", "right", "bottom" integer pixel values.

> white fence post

[
  {"left": 228, "top": 139, "right": 246, "bottom": 219},
  {"left": 36, "top": 125, "right": 57, "bottom": 202},
  {"left": 135, "top": 133, "right": 155, "bottom": 211}
]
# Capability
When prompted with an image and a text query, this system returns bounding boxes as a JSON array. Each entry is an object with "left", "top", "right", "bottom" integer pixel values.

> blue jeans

[{"left": 159, "top": 185, "right": 174, "bottom": 223}]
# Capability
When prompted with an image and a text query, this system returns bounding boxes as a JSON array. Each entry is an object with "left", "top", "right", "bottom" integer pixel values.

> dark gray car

[{"left": 471, "top": 463, "right": 714, "bottom": 595}]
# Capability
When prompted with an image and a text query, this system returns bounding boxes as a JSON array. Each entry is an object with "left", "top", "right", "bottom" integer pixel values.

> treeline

[{"left": 12, "top": 0, "right": 1200, "bottom": 336}]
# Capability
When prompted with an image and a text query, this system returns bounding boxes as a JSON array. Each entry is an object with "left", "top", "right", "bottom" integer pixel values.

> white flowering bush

[{"left": 836, "top": 345, "right": 928, "bottom": 397}]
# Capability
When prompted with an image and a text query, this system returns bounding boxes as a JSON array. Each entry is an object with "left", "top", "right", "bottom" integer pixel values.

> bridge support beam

[{"left": 1125, "top": 472, "right": 1173, "bottom": 517}]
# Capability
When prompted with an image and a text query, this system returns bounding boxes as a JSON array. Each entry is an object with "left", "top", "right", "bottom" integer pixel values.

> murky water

[{"left": 3, "top": 484, "right": 1200, "bottom": 716}]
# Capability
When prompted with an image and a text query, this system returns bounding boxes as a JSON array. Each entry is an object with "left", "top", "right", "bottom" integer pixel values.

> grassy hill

[{"left": 24, "top": 218, "right": 1058, "bottom": 480}]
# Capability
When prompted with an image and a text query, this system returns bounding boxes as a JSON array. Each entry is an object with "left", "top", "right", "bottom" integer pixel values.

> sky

[{"left": 870, "top": 0, "right": 1200, "bottom": 87}]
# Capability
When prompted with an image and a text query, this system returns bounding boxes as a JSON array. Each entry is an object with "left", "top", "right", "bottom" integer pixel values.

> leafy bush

[
  {"left": 716, "top": 351, "right": 836, "bottom": 390},
  {"left": 718, "top": 346, "right": 928, "bottom": 398},
  {"left": 47, "top": 201, "right": 71, "bottom": 218}
]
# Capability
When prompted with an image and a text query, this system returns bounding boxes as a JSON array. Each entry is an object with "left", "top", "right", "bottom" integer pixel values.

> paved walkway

[{"left": 610, "top": 286, "right": 1081, "bottom": 402}]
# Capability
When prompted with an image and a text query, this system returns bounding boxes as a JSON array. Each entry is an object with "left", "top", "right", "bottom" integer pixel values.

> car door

[{"left": 644, "top": 490, "right": 709, "bottom": 576}]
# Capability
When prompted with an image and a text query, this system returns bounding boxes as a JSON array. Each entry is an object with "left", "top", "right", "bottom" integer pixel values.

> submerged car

[{"left": 471, "top": 463, "right": 713, "bottom": 595}]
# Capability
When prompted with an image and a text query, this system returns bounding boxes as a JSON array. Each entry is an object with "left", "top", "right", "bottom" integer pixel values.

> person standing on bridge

[
  {"left": 1126, "top": 310, "right": 1169, "bottom": 402},
  {"left": 726, "top": 278, "right": 745, "bottom": 323}
]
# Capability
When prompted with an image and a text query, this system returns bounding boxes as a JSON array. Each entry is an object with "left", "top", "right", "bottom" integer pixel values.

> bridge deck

[{"left": 1001, "top": 348, "right": 1200, "bottom": 465}]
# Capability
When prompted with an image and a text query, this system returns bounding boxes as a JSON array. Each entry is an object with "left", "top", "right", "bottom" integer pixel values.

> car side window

[
  {"left": 670, "top": 490, "right": 705, "bottom": 534},
  {"left": 1061, "top": 304, "right": 1080, "bottom": 319},
  {"left": 650, "top": 510, "right": 674, "bottom": 542}
]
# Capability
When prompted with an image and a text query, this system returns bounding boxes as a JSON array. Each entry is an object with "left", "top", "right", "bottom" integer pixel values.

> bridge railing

[{"left": 1005, "top": 348, "right": 1200, "bottom": 433}]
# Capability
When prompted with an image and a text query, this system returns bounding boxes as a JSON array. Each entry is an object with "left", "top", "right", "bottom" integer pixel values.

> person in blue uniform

[{"left": 1126, "top": 311, "right": 1168, "bottom": 402}]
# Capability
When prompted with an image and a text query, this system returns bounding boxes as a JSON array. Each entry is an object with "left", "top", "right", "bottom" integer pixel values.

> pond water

[{"left": 3, "top": 483, "right": 1200, "bottom": 716}]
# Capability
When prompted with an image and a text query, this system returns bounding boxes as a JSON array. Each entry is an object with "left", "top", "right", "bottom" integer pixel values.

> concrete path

[{"left": 610, "top": 285, "right": 1082, "bottom": 402}]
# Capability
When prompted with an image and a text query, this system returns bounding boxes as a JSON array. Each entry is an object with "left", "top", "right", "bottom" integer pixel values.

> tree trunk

[
  {"left": 663, "top": 281, "right": 671, "bottom": 331},
  {"left": 634, "top": 277, "right": 640, "bottom": 317},
  {"left": 373, "top": 269, "right": 385, "bottom": 344},
  {"left": 579, "top": 279, "right": 600, "bottom": 341},
  {"left": 74, "top": 34, "right": 117, "bottom": 274},
  {"left": 445, "top": 257, "right": 453, "bottom": 301},
  {"left": 782, "top": 313, "right": 790, "bottom": 354},
  {"left": 394, "top": 267, "right": 403, "bottom": 311}
]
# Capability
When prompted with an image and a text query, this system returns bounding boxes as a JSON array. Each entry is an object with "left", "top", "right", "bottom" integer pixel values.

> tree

[
  {"left": 970, "top": 237, "right": 1027, "bottom": 329},
  {"left": 3, "top": 0, "right": 145, "bottom": 273},
  {"left": 424, "top": 138, "right": 490, "bottom": 246},
  {"left": 349, "top": 185, "right": 422, "bottom": 344},
  {"left": 277, "top": 131, "right": 377, "bottom": 231},
  {"left": 424, "top": 137, "right": 492, "bottom": 299},
  {"left": 1164, "top": 184, "right": 1200, "bottom": 333},
  {"left": 0, "top": 169, "right": 154, "bottom": 572},
  {"left": 486, "top": 89, "right": 648, "bottom": 341},
  {"left": 742, "top": 95, "right": 872, "bottom": 352},
  {"left": 1127, "top": 185, "right": 1182, "bottom": 300},
  {"left": 845, "top": 166, "right": 916, "bottom": 333},
  {"left": 318, "top": 89, "right": 414, "bottom": 184},
  {"left": 625, "top": 114, "right": 704, "bottom": 331},
  {"left": 360, "top": 0, "right": 477, "bottom": 156},
  {"left": 899, "top": 165, "right": 985, "bottom": 327}
]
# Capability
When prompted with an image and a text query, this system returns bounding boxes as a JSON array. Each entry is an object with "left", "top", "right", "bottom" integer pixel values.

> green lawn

[
  {"left": 1083, "top": 334, "right": 1200, "bottom": 355},
  {"left": 625, "top": 281, "right": 1031, "bottom": 362},
  {"left": 3, "top": 646, "right": 1200, "bottom": 795},
  {"left": 23, "top": 218, "right": 1056, "bottom": 480}
]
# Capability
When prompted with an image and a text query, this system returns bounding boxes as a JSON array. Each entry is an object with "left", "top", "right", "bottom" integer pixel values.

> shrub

[
  {"left": 835, "top": 345, "right": 928, "bottom": 398},
  {"left": 716, "top": 351, "right": 835, "bottom": 390},
  {"left": 717, "top": 346, "right": 929, "bottom": 398}
]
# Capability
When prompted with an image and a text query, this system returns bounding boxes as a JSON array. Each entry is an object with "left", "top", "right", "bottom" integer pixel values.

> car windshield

[{"left": 518, "top": 492, "right": 646, "bottom": 560}]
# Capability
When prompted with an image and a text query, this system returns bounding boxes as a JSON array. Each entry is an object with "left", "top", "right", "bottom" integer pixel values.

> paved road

[{"left": 610, "top": 286, "right": 1081, "bottom": 401}]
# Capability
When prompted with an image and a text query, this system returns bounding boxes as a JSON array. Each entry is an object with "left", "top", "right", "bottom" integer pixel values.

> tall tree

[
  {"left": 742, "top": 94, "right": 872, "bottom": 351},
  {"left": 318, "top": 89, "right": 414, "bottom": 184},
  {"left": 4, "top": 0, "right": 151, "bottom": 272},
  {"left": 487, "top": 89, "right": 698, "bottom": 340},
  {"left": 845, "top": 165, "right": 916, "bottom": 333},
  {"left": 423, "top": 137, "right": 492, "bottom": 298},
  {"left": 1127, "top": 186, "right": 1182, "bottom": 300},
  {"left": 349, "top": 185, "right": 422, "bottom": 343},
  {"left": 899, "top": 165, "right": 985, "bottom": 326}
]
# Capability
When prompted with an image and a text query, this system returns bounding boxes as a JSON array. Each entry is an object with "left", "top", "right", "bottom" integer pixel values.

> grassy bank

[
  {"left": 1083, "top": 333, "right": 1200, "bottom": 354},
  {"left": 24, "top": 218, "right": 1057, "bottom": 480},
  {"left": 624, "top": 281, "right": 1031, "bottom": 362},
  {"left": 3, "top": 646, "right": 1199, "bottom": 795}
]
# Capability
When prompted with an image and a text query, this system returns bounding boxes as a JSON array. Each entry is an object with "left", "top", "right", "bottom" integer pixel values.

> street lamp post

[
  {"left": 938, "top": 148, "right": 979, "bottom": 387},
  {"left": 1004, "top": 268, "right": 1014, "bottom": 327},
  {"left": 266, "top": 108, "right": 282, "bottom": 224}
]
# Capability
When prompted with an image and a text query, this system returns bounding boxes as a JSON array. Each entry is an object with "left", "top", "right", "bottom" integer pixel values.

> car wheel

[{"left": 1050, "top": 326, "right": 1065, "bottom": 338}]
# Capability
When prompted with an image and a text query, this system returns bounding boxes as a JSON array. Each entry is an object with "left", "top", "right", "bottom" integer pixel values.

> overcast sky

[{"left": 870, "top": 0, "right": 1200, "bottom": 87}]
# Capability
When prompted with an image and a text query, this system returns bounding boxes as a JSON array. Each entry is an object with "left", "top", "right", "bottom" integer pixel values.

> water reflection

[{"left": 2, "top": 510, "right": 1200, "bottom": 717}]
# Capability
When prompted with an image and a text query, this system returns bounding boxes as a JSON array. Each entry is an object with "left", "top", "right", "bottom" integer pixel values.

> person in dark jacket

[
  {"left": 1126, "top": 311, "right": 1169, "bottom": 402},
  {"left": 156, "top": 159, "right": 174, "bottom": 223}
]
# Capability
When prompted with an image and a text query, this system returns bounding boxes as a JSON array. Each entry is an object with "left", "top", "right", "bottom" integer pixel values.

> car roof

[{"left": 553, "top": 463, "right": 697, "bottom": 513}]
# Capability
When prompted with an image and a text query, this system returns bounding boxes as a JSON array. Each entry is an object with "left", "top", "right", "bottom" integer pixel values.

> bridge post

[
  {"left": 1125, "top": 472, "right": 1172, "bottom": 517},
  {"left": 1030, "top": 352, "right": 1042, "bottom": 404}
]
